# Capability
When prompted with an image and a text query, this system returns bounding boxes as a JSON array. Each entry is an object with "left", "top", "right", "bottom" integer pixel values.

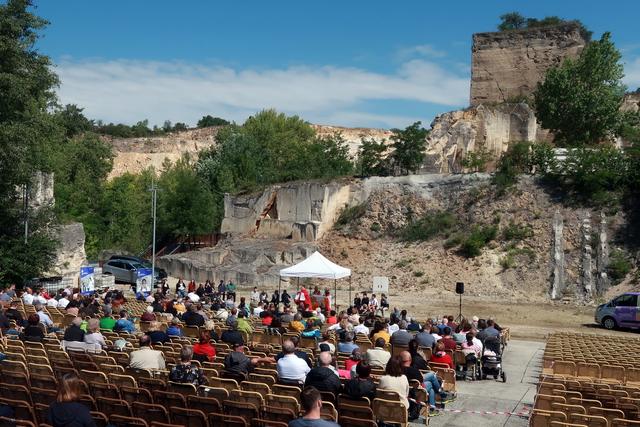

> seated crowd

[{"left": 0, "top": 281, "right": 506, "bottom": 426}]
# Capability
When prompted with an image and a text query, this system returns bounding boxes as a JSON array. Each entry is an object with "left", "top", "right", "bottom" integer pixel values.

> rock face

[
  {"left": 107, "top": 125, "right": 391, "bottom": 180},
  {"left": 550, "top": 210, "right": 565, "bottom": 300},
  {"left": 423, "top": 103, "right": 551, "bottom": 172},
  {"left": 46, "top": 222, "right": 87, "bottom": 280},
  {"left": 105, "top": 127, "right": 220, "bottom": 180},
  {"left": 470, "top": 23, "right": 587, "bottom": 106},
  {"left": 221, "top": 180, "right": 353, "bottom": 242}
]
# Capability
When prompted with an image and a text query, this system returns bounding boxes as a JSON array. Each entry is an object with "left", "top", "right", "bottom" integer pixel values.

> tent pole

[
  {"left": 278, "top": 277, "right": 281, "bottom": 308},
  {"left": 334, "top": 278, "right": 337, "bottom": 312},
  {"left": 349, "top": 276, "right": 352, "bottom": 308}
]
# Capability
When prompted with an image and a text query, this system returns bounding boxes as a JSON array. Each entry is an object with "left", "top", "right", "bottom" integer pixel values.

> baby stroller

[{"left": 481, "top": 336, "right": 506, "bottom": 382}]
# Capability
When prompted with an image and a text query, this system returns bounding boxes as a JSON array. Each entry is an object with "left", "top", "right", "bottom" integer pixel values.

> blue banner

[
  {"left": 137, "top": 268, "right": 153, "bottom": 292},
  {"left": 80, "top": 266, "right": 95, "bottom": 294}
]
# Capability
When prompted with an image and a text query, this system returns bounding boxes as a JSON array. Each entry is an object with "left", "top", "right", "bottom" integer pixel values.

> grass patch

[
  {"left": 399, "top": 210, "right": 457, "bottom": 242},
  {"left": 459, "top": 225, "right": 498, "bottom": 258},
  {"left": 370, "top": 222, "right": 381, "bottom": 232},
  {"left": 444, "top": 232, "right": 464, "bottom": 249},
  {"left": 608, "top": 249, "right": 632, "bottom": 283},
  {"left": 413, "top": 271, "right": 424, "bottom": 277},
  {"left": 394, "top": 258, "right": 413, "bottom": 269},
  {"left": 335, "top": 203, "right": 367, "bottom": 229},
  {"left": 502, "top": 221, "right": 534, "bottom": 241}
]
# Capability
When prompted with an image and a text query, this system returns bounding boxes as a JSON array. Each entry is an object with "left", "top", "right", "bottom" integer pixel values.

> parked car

[
  {"left": 102, "top": 259, "right": 145, "bottom": 285},
  {"left": 595, "top": 292, "right": 640, "bottom": 330},
  {"left": 108, "top": 255, "right": 167, "bottom": 280}
]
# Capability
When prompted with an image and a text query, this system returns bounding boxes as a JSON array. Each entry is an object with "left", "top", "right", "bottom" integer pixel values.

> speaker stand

[{"left": 455, "top": 293, "right": 463, "bottom": 323}]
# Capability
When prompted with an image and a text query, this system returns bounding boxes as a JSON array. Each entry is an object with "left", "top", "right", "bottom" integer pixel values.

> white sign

[{"left": 372, "top": 276, "right": 389, "bottom": 294}]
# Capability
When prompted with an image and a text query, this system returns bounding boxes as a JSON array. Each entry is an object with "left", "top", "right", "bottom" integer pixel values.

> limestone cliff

[
  {"left": 470, "top": 23, "right": 587, "bottom": 106},
  {"left": 106, "top": 124, "right": 390, "bottom": 180},
  {"left": 423, "top": 103, "right": 552, "bottom": 173}
]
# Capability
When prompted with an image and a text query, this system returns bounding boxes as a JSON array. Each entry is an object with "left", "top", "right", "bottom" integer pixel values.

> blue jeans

[{"left": 423, "top": 372, "right": 444, "bottom": 407}]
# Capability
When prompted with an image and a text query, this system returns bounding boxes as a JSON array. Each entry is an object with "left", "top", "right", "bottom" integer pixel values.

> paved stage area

[{"left": 414, "top": 339, "right": 544, "bottom": 426}]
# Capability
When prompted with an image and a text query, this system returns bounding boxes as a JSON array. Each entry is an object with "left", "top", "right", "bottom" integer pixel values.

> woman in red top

[
  {"left": 344, "top": 348, "right": 361, "bottom": 372},
  {"left": 430, "top": 341, "right": 454, "bottom": 369},
  {"left": 326, "top": 310, "right": 338, "bottom": 325},
  {"left": 261, "top": 311, "right": 274, "bottom": 326},
  {"left": 192, "top": 330, "right": 216, "bottom": 362}
]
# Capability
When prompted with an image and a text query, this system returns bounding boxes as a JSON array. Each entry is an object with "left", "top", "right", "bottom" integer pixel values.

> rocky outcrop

[
  {"left": 221, "top": 180, "right": 353, "bottom": 241},
  {"left": 550, "top": 210, "right": 565, "bottom": 300},
  {"left": 107, "top": 125, "right": 391, "bottom": 180},
  {"left": 158, "top": 239, "right": 317, "bottom": 287},
  {"left": 423, "top": 103, "right": 551, "bottom": 172},
  {"left": 45, "top": 222, "right": 87, "bottom": 280},
  {"left": 470, "top": 23, "right": 587, "bottom": 106},
  {"left": 596, "top": 213, "right": 610, "bottom": 296},
  {"left": 311, "top": 124, "right": 392, "bottom": 156},
  {"left": 105, "top": 127, "right": 220, "bottom": 179},
  {"left": 622, "top": 92, "right": 640, "bottom": 113}
]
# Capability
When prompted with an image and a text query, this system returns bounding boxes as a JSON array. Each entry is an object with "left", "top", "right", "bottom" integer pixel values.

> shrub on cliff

[{"left": 534, "top": 33, "right": 627, "bottom": 146}]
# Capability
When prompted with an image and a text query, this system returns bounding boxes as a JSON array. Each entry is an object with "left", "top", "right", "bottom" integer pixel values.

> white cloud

[
  {"left": 397, "top": 44, "right": 447, "bottom": 60},
  {"left": 623, "top": 56, "right": 640, "bottom": 90},
  {"left": 54, "top": 58, "right": 468, "bottom": 129}
]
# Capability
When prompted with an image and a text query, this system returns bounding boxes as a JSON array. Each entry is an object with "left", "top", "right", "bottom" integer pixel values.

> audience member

[
  {"left": 47, "top": 373, "right": 95, "bottom": 427},
  {"left": 224, "top": 342, "right": 274, "bottom": 376},
  {"left": 193, "top": 330, "right": 216, "bottom": 362},
  {"left": 63, "top": 317, "right": 85, "bottom": 342},
  {"left": 83, "top": 318, "right": 106, "bottom": 348},
  {"left": 129, "top": 335, "right": 165, "bottom": 370},
  {"left": 337, "top": 331, "right": 359, "bottom": 353},
  {"left": 365, "top": 338, "right": 391, "bottom": 368},
  {"left": 304, "top": 352, "right": 341, "bottom": 394},
  {"left": 277, "top": 340, "right": 311, "bottom": 385},
  {"left": 114, "top": 310, "right": 135, "bottom": 333},
  {"left": 221, "top": 320, "right": 244, "bottom": 346},
  {"left": 147, "top": 321, "right": 170, "bottom": 344},
  {"left": 288, "top": 386, "right": 340, "bottom": 427},
  {"left": 430, "top": 341, "right": 454, "bottom": 369},
  {"left": 378, "top": 356, "right": 410, "bottom": 410},
  {"left": 344, "top": 362, "right": 376, "bottom": 400},
  {"left": 21, "top": 313, "right": 45, "bottom": 342},
  {"left": 169, "top": 346, "right": 207, "bottom": 386},
  {"left": 390, "top": 320, "right": 412, "bottom": 347}
]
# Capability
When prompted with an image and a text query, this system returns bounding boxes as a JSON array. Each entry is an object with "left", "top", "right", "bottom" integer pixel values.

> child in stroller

[{"left": 481, "top": 335, "right": 506, "bottom": 382}]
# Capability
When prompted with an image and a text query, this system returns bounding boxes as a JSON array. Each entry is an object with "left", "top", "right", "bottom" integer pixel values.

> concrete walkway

[{"left": 416, "top": 339, "right": 544, "bottom": 426}]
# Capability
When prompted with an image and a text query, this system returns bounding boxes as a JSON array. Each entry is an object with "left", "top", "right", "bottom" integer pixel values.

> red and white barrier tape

[{"left": 441, "top": 407, "right": 531, "bottom": 417}]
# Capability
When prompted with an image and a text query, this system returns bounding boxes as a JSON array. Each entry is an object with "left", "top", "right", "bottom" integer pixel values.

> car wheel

[{"left": 602, "top": 317, "right": 617, "bottom": 330}]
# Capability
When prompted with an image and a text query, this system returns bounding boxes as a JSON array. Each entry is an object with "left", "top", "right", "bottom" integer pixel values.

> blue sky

[{"left": 33, "top": 0, "right": 640, "bottom": 129}]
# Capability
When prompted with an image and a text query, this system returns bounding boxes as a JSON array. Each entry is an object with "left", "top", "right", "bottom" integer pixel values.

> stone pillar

[
  {"left": 596, "top": 212, "right": 610, "bottom": 296},
  {"left": 580, "top": 213, "right": 594, "bottom": 302},
  {"left": 550, "top": 210, "right": 565, "bottom": 300}
]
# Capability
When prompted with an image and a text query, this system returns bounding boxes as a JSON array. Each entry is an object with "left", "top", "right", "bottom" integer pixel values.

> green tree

[
  {"left": 173, "top": 122, "right": 188, "bottom": 132},
  {"left": 0, "top": 0, "right": 61, "bottom": 283},
  {"left": 358, "top": 138, "right": 388, "bottom": 176},
  {"left": 498, "top": 12, "right": 527, "bottom": 31},
  {"left": 390, "top": 121, "right": 428, "bottom": 175},
  {"left": 197, "top": 115, "right": 230, "bottom": 127},
  {"left": 534, "top": 33, "right": 627, "bottom": 146},
  {"left": 158, "top": 156, "right": 217, "bottom": 237},
  {"left": 54, "top": 104, "right": 93, "bottom": 138}
]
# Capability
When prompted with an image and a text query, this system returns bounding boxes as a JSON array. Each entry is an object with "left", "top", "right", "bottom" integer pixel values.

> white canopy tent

[{"left": 279, "top": 251, "right": 352, "bottom": 308}]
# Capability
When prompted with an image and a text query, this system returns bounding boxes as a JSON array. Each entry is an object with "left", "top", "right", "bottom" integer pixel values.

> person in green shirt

[
  {"left": 99, "top": 308, "right": 117, "bottom": 331},
  {"left": 236, "top": 312, "right": 253, "bottom": 335},
  {"left": 226, "top": 280, "right": 237, "bottom": 302}
]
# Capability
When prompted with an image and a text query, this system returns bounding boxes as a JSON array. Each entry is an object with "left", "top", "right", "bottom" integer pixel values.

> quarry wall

[{"left": 470, "top": 23, "right": 587, "bottom": 106}]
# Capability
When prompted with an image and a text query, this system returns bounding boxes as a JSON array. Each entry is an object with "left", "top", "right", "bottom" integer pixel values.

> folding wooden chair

[
  {"left": 568, "top": 413, "right": 608, "bottom": 427},
  {"left": 338, "top": 416, "right": 379, "bottom": 427},
  {"left": 187, "top": 395, "right": 222, "bottom": 414},
  {"left": 153, "top": 390, "right": 186, "bottom": 409},
  {"left": 612, "top": 419, "right": 640, "bottom": 426},
  {"left": 0, "top": 397, "right": 37, "bottom": 424},
  {"left": 96, "top": 397, "right": 132, "bottom": 417},
  {"left": 373, "top": 398, "right": 408, "bottom": 427},
  {"left": 120, "top": 386, "right": 153, "bottom": 405},
  {"left": 262, "top": 406, "right": 296, "bottom": 424},
  {"left": 266, "top": 394, "right": 300, "bottom": 415},
  {"left": 208, "top": 412, "right": 249, "bottom": 427},
  {"left": 131, "top": 402, "right": 170, "bottom": 425},
  {"left": 108, "top": 414, "right": 149, "bottom": 427},
  {"left": 170, "top": 407, "right": 208, "bottom": 427}
]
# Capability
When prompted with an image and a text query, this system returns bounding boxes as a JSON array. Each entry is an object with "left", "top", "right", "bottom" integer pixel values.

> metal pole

[
  {"left": 278, "top": 277, "right": 281, "bottom": 307},
  {"left": 150, "top": 179, "right": 158, "bottom": 290},
  {"left": 334, "top": 279, "right": 337, "bottom": 311},
  {"left": 348, "top": 276, "right": 352, "bottom": 308}
]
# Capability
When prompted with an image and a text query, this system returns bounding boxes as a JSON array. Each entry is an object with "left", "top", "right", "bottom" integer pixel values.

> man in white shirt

[
  {"left": 250, "top": 287, "right": 260, "bottom": 305},
  {"left": 47, "top": 298, "right": 59, "bottom": 307},
  {"left": 35, "top": 303, "right": 55, "bottom": 330},
  {"left": 129, "top": 335, "right": 166, "bottom": 371},
  {"left": 314, "top": 308, "right": 325, "bottom": 324},
  {"left": 22, "top": 288, "right": 34, "bottom": 305},
  {"left": 354, "top": 319, "right": 369, "bottom": 335},
  {"left": 388, "top": 321, "right": 399, "bottom": 336},
  {"left": 277, "top": 340, "right": 310, "bottom": 384},
  {"left": 187, "top": 291, "right": 200, "bottom": 302},
  {"left": 33, "top": 291, "right": 47, "bottom": 305},
  {"left": 58, "top": 295, "right": 70, "bottom": 309},
  {"left": 253, "top": 302, "right": 264, "bottom": 317},
  {"left": 365, "top": 338, "right": 391, "bottom": 368}
]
